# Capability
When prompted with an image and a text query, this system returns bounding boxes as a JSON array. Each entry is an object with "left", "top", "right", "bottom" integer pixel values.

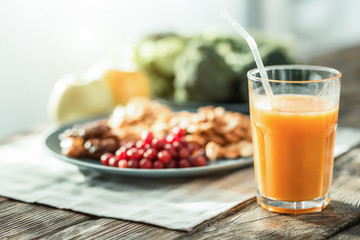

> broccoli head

[{"left": 173, "top": 40, "right": 236, "bottom": 102}]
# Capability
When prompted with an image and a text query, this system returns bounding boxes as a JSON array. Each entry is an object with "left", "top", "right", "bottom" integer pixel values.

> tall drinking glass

[{"left": 248, "top": 65, "right": 341, "bottom": 214}]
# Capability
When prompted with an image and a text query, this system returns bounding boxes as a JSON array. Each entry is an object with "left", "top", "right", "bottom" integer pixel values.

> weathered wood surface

[
  {"left": 1, "top": 146, "right": 360, "bottom": 239},
  {"left": 1, "top": 46, "right": 360, "bottom": 239},
  {"left": 331, "top": 224, "right": 360, "bottom": 240}
]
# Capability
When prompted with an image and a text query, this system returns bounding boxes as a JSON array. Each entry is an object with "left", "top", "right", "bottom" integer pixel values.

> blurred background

[{"left": 1, "top": 0, "right": 360, "bottom": 138}]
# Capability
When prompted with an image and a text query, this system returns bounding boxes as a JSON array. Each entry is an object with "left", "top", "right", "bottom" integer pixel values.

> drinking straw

[{"left": 221, "top": 10, "right": 274, "bottom": 98}]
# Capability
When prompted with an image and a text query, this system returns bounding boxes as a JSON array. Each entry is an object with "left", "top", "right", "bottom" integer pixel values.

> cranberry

[
  {"left": 178, "top": 159, "right": 191, "bottom": 168},
  {"left": 141, "top": 130, "right": 154, "bottom": 144},
  {"left": 115, "top": 147, "right": 128, "bottom": 160},
  {"left": 127, "top": 148, "right": 142, "bottom": 161},
  {"left": 153, "top": 161, "right": 165, "bottom": 169},
  {"left": 164, "top": 144, "right": 178, "bottom": 158},
  {"left": 166, "top": 134, "right": 179, "bottom": 143},
  {"left": 118, "top": 159, "right": 128, "bottom": 168},
  {"left": 165, "top": 160, "right": 177, "bottom": 168},
  {"left": 143, "top": 148, "right": 158, "bottom": 161},
  {"left": 127, "top": 159, "right": 139, "bottom": 168},
  {"left": 157, "top": 149, "right": 172, "bottom": 163},
  {"left": 188, "top": 157, "right": 197, "bottom": 167},
  {"left": 178, "top": 147, "right": 190, "bottom": 159},
  {"left": 139, "top": 158, "right": 152, "bottom": 169},
  {"left": 179, "top": 137, "right": 187, "bottom": 147},
  {"left": 136, "top": 140, "right": 145, "bottom": 149},
  {"left": 108, "top": 156, "right": 119, "bottom": 167},
  {"left": 188, "top": 142, "right": 201, "bottom": 153},
  {"left": 138, "top": 148, "right": 145, "bottom": 158},
  {"left": 172, "top": 140, "right": 180, "bottom": 149},
  {"left": 100, "top": 153, "right": 113, "bottom": 166},
  {"left": 171, "top": 127, "right": 186, "bottom": 138},
  {"left": 152, "top": 137, "right": 166, "bottom": 150},
  {"left": 193, "top": 156, "right": 207, "bottom": 167},
  {"left": 124, "top": 140, "right": 136, "bottom": 149}
]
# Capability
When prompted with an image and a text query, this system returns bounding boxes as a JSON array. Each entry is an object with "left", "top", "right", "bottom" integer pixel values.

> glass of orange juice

[{"left": 248, "top": 65, "right": 341, "bottom": 214}]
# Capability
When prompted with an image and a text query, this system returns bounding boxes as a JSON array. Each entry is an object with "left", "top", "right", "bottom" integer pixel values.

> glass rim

[{"left": 247, "top": 64, "right": 342, "bottom": 83}]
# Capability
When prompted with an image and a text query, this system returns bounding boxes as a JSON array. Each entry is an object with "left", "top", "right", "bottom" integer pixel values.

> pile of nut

[
  {"left": 107, "top": 97, "right": 174, "bottom": 140},
  {"left": 60, "top": 97, "right": 253, "bottom": 164},
  {"left": 168, "top": 106, "right": 252, "bottom": 160}
]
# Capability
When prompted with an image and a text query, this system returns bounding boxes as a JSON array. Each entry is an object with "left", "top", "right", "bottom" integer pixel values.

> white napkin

[
  {"left": 0, "top": 126, "right": 359, "bottom": 231},
  {"left": 0, "top": 134, "right": 255, "bottom": 231}
]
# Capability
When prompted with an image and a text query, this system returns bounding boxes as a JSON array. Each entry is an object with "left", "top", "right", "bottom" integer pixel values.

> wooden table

[{"left": 1, "top": 46, "right": 360, "bottom": 239}]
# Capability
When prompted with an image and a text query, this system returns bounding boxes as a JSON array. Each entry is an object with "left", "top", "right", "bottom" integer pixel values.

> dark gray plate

[{"left": 43, "top": 119, "right": 253, "bottom": 178}]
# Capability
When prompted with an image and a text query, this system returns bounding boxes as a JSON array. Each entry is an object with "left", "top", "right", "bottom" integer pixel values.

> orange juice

[{"left": 250, "top": 94, "right": 338, "bottom": 202}]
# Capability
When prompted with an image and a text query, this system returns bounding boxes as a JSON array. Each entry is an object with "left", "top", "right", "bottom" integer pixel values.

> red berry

[
  {"left": 136, "top": 140, "right": 150, "bottom": 150},
  {"left": 157, "top": 149, "right": 172, "bottom": 163},
  {"left": 171, "top": 127, "right": 186, "bottom": 138},
  {"left": 127, "top": 148, "right": 142, "bottom": 161},
  {"left": 166, "top": 134, "right": 179, "bottom": 143},
  {"left": 152, "top": 137, "right": 166, "bottom": 150},
  {"left": 136, "top": 140, "right": 145, "bottom": 149},
  {"left": 172, "top": 140, "right": 180, "bottom": 149},
  {"left": 138, "top": 148, "right": 145, "bottom": 158},
  {"left": 164, "top": 144, "right": 178, "bottom": 158},
  {"left": 178, "top": 159, "right": 191, "bottom": 168},
  {"left": 108, "top": 156, "right": 119, "bottom": 167},
  {"left": 124, "top": 140, "right": 136, "bottom": 149},
  {"left": 127, "top": 159, "right": 139, "bottom": 168},
  {"left": 179, "top": 137, "right": 187, "bottom": 147},
  {"left": 100, "top": 153, "right": 113, "bottom": 166},
  {"left": 153, "top": 161, "right": 165, "bottom": 169},
  {"left": 165, "top": 160, "right": 177, "bottom": 168},
  {"left": 143, "top": 148, "right": 158, "bottom": 161},
  {"left": 188, "top": 142, "right": 201, "bottom": 153},
  {"left": 117, "top": 146, "right": 127, "bottom": 152},
  {"left": 115, "top": 147, "right": 128, "bottom": 160},
  {"left": 141, "top": 130, "right": 154, "bottom": 144},
  {"left": 178, "top": 147, "right": 190, "bottom": 159},
  {"left": 193, "top": 156, "right": 207, "bottom": 167},
  {"left": 139, "top": 158, "right": 153, "bottom": 169},
  {"left": 138, "top": 140, "right": 151, "bottom": 149},
  {"left": 118, "top": 159, "right": 128, "bottom": 168},
  {"left": 188, "top": 156, "right": 197, "bottom": 166}
]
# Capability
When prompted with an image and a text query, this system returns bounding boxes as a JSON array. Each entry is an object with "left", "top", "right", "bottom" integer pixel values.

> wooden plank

[
  {"left": 179, "top": 148, "right": 360, "bottom": 239},
  {"left": 0, "top": 199, "right": 92, "bottom": 239},
  {"left": 330, "top": 224, "right": 360, "bottom": 240},
  {"left": 40, "top": 218, "right": 184, "bottom": 240},
  {"left": 0, "top": 198, "right": 185, "bottom": 240}
]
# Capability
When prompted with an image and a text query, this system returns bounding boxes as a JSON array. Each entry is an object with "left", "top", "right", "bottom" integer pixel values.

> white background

[{"left": 1, "top": 0, "right": 359, "bottom": 138}]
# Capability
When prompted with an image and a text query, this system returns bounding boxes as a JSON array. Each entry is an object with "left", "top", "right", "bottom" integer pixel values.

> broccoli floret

[
  {"left": 134, "top": 31, "right": 297, "bottom": 102},
  {"left": 173, "top": 40, "right": 236, "bottom": 102}
]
